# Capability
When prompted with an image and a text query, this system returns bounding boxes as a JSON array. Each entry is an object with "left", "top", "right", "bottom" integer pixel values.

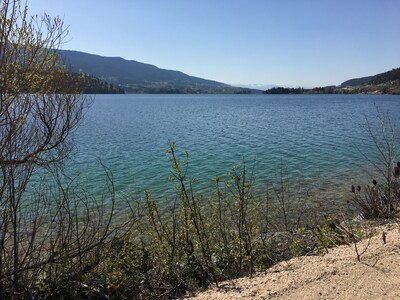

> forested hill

[
  {"left": 340, "top": 68, "right": 400, "bottom": 87},
  {"left": 59, "top": 50, "right": 256, "bottom": 94},
  {"left": 263, "top": 67, "right": 400, "bottom": 95},
  {"left": 73, "top": 72, "right": 125, "bottom": 94}
]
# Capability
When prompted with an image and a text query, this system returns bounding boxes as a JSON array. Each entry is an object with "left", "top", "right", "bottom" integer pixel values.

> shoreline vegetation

[
  {"left": 73, "top": 66, "right": 400, "bottom": 95},
  {"left": 80, "top": 77, "right": 400, "bottom": 95},
  {"left": 72, "top": 72, "right": 125, "bottom": 94},
  {"left": 263, "top": 83, "right": 400, "bottom": 95}
]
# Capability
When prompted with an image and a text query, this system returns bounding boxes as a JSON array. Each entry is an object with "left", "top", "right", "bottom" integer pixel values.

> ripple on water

[{"left": 60, "top": 94, "right": 400, "bottom": 206}]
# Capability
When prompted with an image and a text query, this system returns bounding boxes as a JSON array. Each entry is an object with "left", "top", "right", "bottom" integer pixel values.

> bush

[{"left": 350, "top": 111, "right": 400, "bottom": 219}]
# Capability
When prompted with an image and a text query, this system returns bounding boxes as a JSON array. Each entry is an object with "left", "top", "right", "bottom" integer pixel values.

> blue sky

[{"left": 28, "top": 0, "right": 400, "bottom": 87}]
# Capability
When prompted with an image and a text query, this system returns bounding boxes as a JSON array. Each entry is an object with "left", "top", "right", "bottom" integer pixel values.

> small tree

[{"left": 0, "top": 0, "right": 109, "bottom": 293}]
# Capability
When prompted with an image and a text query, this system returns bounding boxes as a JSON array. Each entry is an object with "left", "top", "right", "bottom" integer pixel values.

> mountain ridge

[
  {"left": 59, "top": 50, "right": 257, "bottom": 94},
  {"left": 58, "top": 49, "right": 399, "bottom": 94}
]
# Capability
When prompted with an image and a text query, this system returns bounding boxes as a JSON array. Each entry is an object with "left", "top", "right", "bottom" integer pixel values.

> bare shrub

[
  {"left": 351, "top": 111, "right": 400, "bottom": 219},
  {"left": 0, "top": 1, "right": 131, "bottom": 296}
]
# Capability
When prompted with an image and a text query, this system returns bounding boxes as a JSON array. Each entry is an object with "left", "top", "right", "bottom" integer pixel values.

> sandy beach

[{"left": 188, "top": 222, "right": 400, "bottom": 300}]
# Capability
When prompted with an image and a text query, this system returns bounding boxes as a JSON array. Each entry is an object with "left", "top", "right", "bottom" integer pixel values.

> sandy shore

[{"left": 188, "top": 222, "right": 400, "bottom": 300}]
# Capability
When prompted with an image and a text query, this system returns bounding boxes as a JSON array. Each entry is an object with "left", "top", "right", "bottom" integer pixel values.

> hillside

[
  {"left": 340, "top": 68, "right": 400, "bottom": 87},
  {"left": 340, "top": 75, "right": 376, "bottom": 87},
  {"left": 59, "top": 50, "right": 255, "bottom": 94},
  {"left": 264, "top": 68, "right": 400, "bottom": 95}
]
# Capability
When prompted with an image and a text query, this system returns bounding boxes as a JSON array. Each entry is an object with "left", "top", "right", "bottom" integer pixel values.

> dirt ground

[{"left": 188, "top": 222, "right": 400, "bottom": 300}]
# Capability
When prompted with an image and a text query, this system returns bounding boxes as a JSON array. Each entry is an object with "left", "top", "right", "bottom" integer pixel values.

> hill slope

[
  {"left": 59, "top": 50, "right": 252, "bottom": 93},
  {"left": 341, "top": 68, "right": 400, "bottom": 87}
]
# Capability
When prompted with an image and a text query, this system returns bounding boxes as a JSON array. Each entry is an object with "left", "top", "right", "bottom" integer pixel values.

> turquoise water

[{"left": 69, "top": 94, "right": 400, "bottom": 204}]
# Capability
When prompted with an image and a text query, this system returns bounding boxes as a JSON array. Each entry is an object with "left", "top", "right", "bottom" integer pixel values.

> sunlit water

[{"left": 63, "top": 94, "right": 400, "bottom": 207}]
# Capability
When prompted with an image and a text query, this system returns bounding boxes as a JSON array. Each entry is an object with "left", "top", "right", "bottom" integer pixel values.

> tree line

[{"left": 74, "top": 72, "right": 125, "bottom": 94}]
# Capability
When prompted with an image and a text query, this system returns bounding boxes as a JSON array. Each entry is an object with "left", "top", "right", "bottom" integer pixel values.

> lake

[{"left": 68, "top": 94, "right": 400, "bottom": 206}]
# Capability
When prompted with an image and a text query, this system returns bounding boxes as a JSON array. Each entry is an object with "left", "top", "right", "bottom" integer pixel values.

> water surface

[{"left": 69, "top": 94, "right": 400, "bottom": 204}]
